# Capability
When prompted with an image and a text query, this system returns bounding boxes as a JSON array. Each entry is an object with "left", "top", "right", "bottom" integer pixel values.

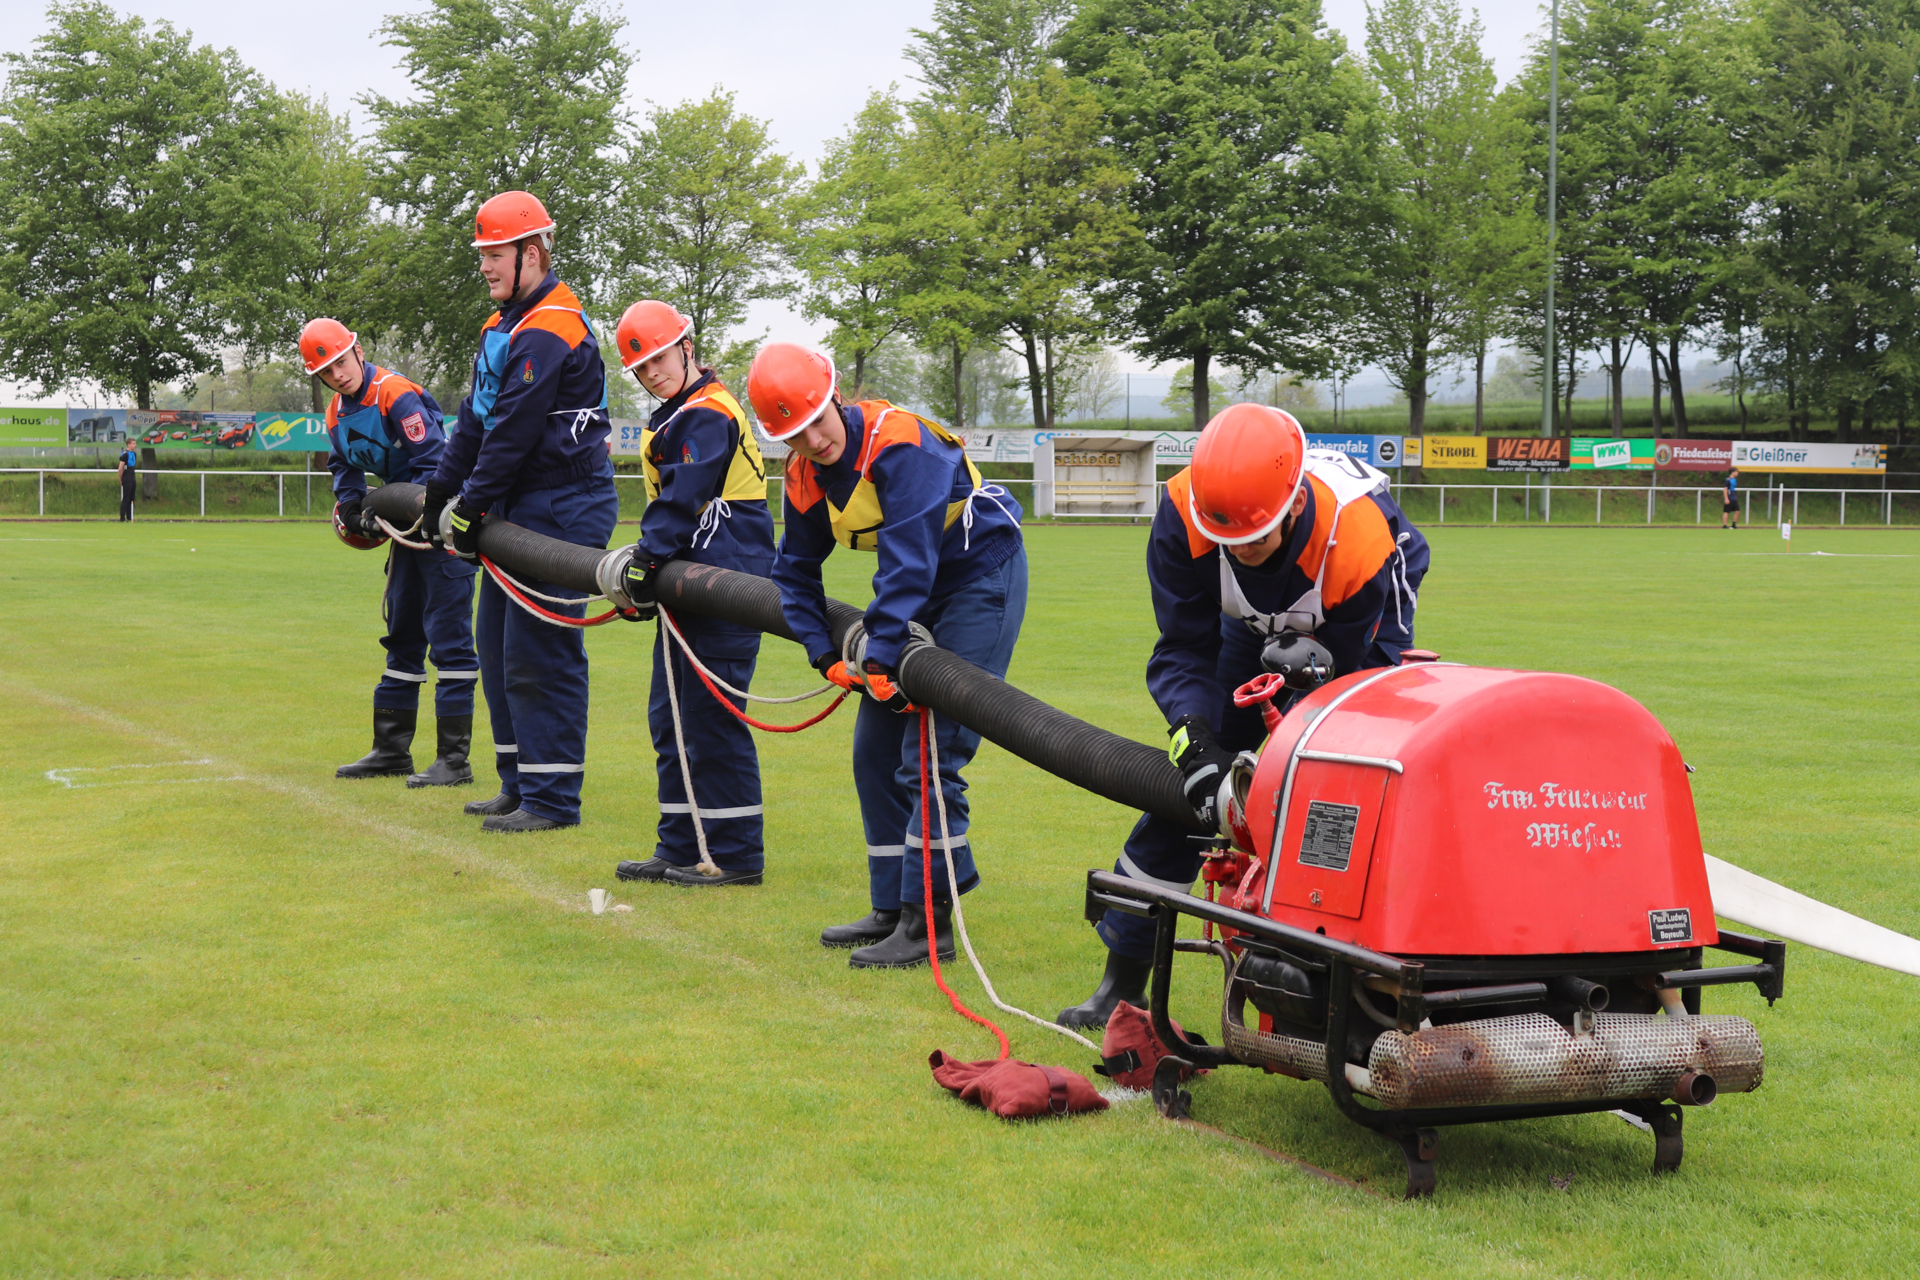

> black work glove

[
  {"left": 861, "top": 659, "right": 916, "bottom": 714},
  {"left": 446, "top": 496, "right": 483, "bottom": 562},
  {"left": 1168, "top": 714, "right": 1234, "bottom": 832},
  {"left": 622, "top": 554, "right": 660, "bottom": 621},
  {"left": 335, "top": 498, "right": 366, "bottom": 537},
  {"left": 422, "top": 478, "right": 455, "bottom": 551}
]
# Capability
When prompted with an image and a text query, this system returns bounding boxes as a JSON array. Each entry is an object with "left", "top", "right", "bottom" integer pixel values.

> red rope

[
  {"left": 662, "top": 607, "right": 851, "bottom": 733},
  {"left": 919, "top": 707, "right": 1009, "bottom": 1059},
  {"left": 481, "top": 555, "right": 620, "bottom": 626}
]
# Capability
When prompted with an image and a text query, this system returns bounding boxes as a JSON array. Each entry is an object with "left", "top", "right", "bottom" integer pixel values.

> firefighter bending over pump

[
  {"left": 757, "top": 343, "right": 1028, "bottom": 970},
  {"left": 421, "top": 190, "right": 620, "bottom": 833},
  {"left": 1058, "top": 404, "right": 1431, "bottom": 1029},
  {"left": 600, "top": 301, "right": 776, "bottom": 887},
  {"left": 305, "top": 316, "right": 481, "bottom": 787}
]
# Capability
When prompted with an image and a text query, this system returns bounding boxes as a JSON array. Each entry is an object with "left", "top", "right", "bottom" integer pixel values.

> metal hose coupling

[{"left": 595, "top": 545, "right": 638, "bottom": 612}]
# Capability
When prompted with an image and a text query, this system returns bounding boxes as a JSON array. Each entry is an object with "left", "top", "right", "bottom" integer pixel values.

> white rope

[
  {"left": 373, "top": 514, "right": 433, "bottom": 551},
  {"left": 659, "top": 618, "right": 720, "bottom": 875},
  {"left": 486, "top": 557, "right": 607, "bottom": 606},
  {"left": 927, "top": 707, "right": 1099, "bottom": 1052},
  {"left": 658, "top": 607, "right": 835, "bottom": 705}
]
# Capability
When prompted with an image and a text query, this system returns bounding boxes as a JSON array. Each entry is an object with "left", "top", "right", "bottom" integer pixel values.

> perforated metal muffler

[{"left": 1365, "top": 1012, "right": 1764, "bottom": 1110}]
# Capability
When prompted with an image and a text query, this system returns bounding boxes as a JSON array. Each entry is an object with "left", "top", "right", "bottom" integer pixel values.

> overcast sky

[{"left": 1, "top": 0, "right": 1553, "bottom": 406}]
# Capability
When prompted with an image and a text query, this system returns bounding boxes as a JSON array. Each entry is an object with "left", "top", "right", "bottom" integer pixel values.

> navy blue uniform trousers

[
  {"left": 475, "top": 472, "right": 620, "bottom": 824},
  {"left": 376, "top": 545, "right": 480, "bottom": 715},
  {"left": 650, "top": 504, "right": 776, "bottom": 872},
  {"left": 852, "top": 547, "right": 1027, "bottom": 908}
]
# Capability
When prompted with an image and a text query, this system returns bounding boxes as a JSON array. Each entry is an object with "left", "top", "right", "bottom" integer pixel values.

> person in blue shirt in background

[
  {"left": 1722, "top": 467, "right": 1742, "bottom": 529},
  {"left": 755, "top": 342, "right": 1027, "bottom": 970},
  {"left": 304, "top": 316, "right": 480, "bottom": 787},
  {"left": 115, "top": 439, "right": 137, "bottom": 521},
  {"left": 421, "top": 191, "right": 620, "bottom": 834},
  {"left": 599, "top": 301, "right": 776, "bottom": 887}
]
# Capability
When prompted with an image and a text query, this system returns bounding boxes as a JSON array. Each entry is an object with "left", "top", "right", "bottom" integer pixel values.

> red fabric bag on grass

[
  {"left": 929, "top": 1051, "right": 1109, "bottom": 1119},
  {"left": 1094, "top": 1001, "right": 1209, "bottom": 1090}
]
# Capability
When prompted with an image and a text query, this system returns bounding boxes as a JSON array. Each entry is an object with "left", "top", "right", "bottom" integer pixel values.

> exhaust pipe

[{"left": 1673, "top": 1070, "right": 1718, "bottom": 1106}]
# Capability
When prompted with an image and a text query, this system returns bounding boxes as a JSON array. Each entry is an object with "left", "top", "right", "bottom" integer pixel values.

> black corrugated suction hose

[{"left": 363, "top": 481, "right": 1202, "bottom": 831}]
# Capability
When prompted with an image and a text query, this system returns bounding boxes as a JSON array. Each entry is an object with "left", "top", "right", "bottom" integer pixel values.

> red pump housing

[{"left": 1240, "top": 663, "right": 1715, "bottom": 957}]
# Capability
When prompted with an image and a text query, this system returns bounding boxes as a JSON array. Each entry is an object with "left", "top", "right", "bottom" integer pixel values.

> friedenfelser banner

[
  {"left": 0, "top": 407, "right": 69, "bottom": 447},
  {"left": 1656, "top": 439, "right": 1733, "bottom": 471},
  {"left": 1731, "top": 440, "right": 1886, "bottom": 474},
  {"left": 1488, "top": 437, "right": 1570, "bottom": 472},
  {"left": 1571, "top": 438, "right": 1656, "bottom": 469},
  {"left": 1421, "top": 435, "right": 1488, "bottom": 469}
]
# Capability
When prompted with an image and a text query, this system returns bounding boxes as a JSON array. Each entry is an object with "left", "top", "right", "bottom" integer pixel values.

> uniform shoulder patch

[
  {"left": 400, "top": 411, "right": 427, "bottom": 443},
  {"left": 519, "top": 355, "right": 540, "bottom": 386}
]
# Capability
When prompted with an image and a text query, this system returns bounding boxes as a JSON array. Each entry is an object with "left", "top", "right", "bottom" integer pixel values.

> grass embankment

[{"left": 2, "top": 524, "right": 1918, "bottom": 1275}]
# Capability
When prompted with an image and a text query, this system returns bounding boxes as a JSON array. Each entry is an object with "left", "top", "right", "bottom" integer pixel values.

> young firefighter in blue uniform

[
  {"left": 116, "top": 438, "right": 137, "bottom": 521},
  {"left": 420, "top": 190, "right": 620, "bottom": 833},
  {"left": 598, "top": 301, "right": 775, "bottom": 887},
  {"left": 1059, "top": 404, "right": 1430, "bottom": 1028},
  {"left": 755, "top": 343, "right": 1027, "bottom": 968},
  {"left": 303, "top": 316, "right": 481, "bottom": 786}
]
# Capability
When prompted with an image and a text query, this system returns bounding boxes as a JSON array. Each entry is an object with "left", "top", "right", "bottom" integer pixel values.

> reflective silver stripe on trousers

[
  {"left": 518, "top": 763, "right": 585, "bottom": 774},
  {"left": 1118, "top": 851, "right": 1197, "bottom": 896},
  {"left": 382, "top": 669, "right": 429, "bottom": 682},
  {"left": 866, "top": 844, "right": 906, "bottom": 859},
  {"left": 495, "top": 744, "right": 518, "bottom": 753},
  {"left": 659, "top": 802, "right": 764, "bottom": 819},
  {"left": 436, "top": 670, "right": 481, "bottom": 680},
  {"left": 906, "top": 832, "right": 970, "bottom": 851}
]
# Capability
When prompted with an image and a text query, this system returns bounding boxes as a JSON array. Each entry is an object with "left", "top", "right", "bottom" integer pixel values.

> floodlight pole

[{"left": 1541, "top": 0, "right": 1559, "bottom": 437}]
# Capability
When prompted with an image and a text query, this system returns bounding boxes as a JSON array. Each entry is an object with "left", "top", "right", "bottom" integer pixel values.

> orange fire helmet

[
  {"left": 299, "top": 317, "right": 358, "bottom": 375},
  {"left": 747, "top": 343, "right": 837, "bottom": 440},
  {"left": 1187, "top": 403, "right": 1308, "bottom": 545},
  {"left": 614, "top": 301, "right": 693, "bottom": 370},
  {"left": 472, "top": 190, "right": 556, "bottom": 248}
]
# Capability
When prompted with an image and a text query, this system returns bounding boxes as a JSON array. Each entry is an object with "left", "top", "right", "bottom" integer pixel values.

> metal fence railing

[{"left": 6, "top": 468, "right": 1917, "bottom": 528}]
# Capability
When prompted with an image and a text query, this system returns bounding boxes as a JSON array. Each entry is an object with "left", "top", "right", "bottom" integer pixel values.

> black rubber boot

[
  {"left": 850, "top": 901, "right": 954, "bottom": 970},
  {"left": 407, "top": 714, "right": 474, "bottom": 788},
  {"left": 662, "top": 863, "right": 763, "bottom": 887},
  {"left": 480, "top": 808, "right": 576, "bottom": 833},
  {"left": 820, "top": 909, "right": 901, "bottom": 949},
  {"left": 335, "top": 707, "right": 417, "bottom": 778},
  {"left": 1056, "top": 950, "right": 1154, "bottom": 1029},
  {"left": 464, "top": 789, "right": 519, "bottom": 816},
  {"left": 616, "top": 858, "right": 675, "bottom": 882}
]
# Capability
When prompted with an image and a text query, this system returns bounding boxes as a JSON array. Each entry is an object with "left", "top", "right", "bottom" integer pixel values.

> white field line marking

[
  {"left": 1728, "top": 552, "right": 1915, "bottom": 558},
  {"left": 46, "top": 759, "right": 246, "bottom": 788},
  {"left": 0, "top": 670, "right": 895, "bottom": 1028}
]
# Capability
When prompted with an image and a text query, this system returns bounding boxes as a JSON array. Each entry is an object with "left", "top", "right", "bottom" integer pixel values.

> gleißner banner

[
  {"left": 1655, "top": 439, "right": 1733, "bottom": 471},
  {"left": 1731, "top": 440, "right": 1885, "bottom": 474}
]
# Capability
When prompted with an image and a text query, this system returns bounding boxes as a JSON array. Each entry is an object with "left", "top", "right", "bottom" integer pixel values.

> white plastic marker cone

[
  {"left": 589, "top": 887, "right": 609, "bottom": 915},
  {"left": 1707, "top": 855, "right": 1920, "bottom": 978}
]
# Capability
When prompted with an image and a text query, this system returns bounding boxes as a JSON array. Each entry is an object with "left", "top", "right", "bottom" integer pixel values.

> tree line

[{"left": 2, "top": 0, "right": 1915, "bottom": 443}]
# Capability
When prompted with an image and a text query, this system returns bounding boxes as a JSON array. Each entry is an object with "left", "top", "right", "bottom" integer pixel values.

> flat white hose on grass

[
  {"left": 1707, "top": 855, "right": 1920, "bottom": 978},
  {"left": 927, "top": 708, "right": 1101, "bottom": 1053}
]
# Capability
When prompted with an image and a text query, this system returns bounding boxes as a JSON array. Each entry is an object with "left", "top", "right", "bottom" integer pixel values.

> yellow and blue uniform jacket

[
  {"left": 635, "top": 370, "right": 771, "bottom": 564},
  {"left": 773, "top": 400, "right": 1021, "bottom": 668}
]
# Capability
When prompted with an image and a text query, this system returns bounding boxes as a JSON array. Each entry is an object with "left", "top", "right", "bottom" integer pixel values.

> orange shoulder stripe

[
  {"left": 1163, "top": 468, "right": 1213, "bottom": 560},
  {"left": 372, "top": 370, "right": 421, "bottom": 414},
  {"left": 1318, "top": 484, "right": 1396, "bottom": 609},
  {"left": 784, "top": 455, "right": 824, "bottom": 513}
]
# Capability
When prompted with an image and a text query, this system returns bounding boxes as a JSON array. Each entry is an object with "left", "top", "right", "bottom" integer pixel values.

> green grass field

[{"left": 4, "top": 521, "right": 1918, "bottom": 1277}]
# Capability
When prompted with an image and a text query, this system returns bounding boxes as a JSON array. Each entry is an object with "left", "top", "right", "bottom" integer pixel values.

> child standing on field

[{"left": 1722, "top": 468, "right": 1741, "bottom": 529}]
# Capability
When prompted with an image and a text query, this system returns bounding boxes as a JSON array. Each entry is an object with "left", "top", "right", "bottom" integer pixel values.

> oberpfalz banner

[
  {"left": 1487, "top": 437, "right": 1570, "bottom": 472},
  {"left": 1731, "top": 440, "right": 1885, "bottom": 474}
]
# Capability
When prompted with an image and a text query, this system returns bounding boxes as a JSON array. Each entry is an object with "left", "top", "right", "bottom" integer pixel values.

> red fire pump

[{"left": 1085, "top": 660, "right": 1787, "bottom": 1198}]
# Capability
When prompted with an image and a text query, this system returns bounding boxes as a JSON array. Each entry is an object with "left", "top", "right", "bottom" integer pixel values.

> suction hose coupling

[{"left": 1672, "top": 1070, "right": 1718, "bottom": 1106}]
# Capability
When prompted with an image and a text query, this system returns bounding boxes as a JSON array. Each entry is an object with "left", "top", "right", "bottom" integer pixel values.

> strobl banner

[
  {"left": 1731, "top": 440, "right": 1885, "bottom": 474},
  {"left": 1419, "top": 435, "right": 1488, "bottom": 469},
  {"left": 0, "top": 407, "right": 70, "bottom": 447}
]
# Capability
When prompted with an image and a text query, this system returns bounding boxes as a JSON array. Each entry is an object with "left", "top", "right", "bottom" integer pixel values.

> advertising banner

[
  {"left": 1571, "top": 438, "right": 1656, "bottom": 469},
  {"left": 1487, "top": 436, "right": 1570, "bottom": 472},
  {"left": 757, "top": 426, "right": 1410, "bottom": 469},
  {"left": 252, "top": 412, "right": 331, "bottom": 452},
  {"left": 65, "top": 408, "right": 132, "bottom": 445},
  {"left": 0, "top": 407, "right": 70, "bottom": 447},
  {"left": 1656, "top": 438, "right": 1734, "bottom": 471},
  {"left": 1307, "top": 434, "right": 1406, "bottom": 469},
  {"left": 129, "top": 409, "right": 218, "bottom": 448},
  {"left": 1731, "top": 440, "right": 1886, "bottom": 474},
  {"left": 1402, "top": 435, "right": 1422, "bottom": 467},
  {"left": 611, "top": 418, "right": 646, "bottom": 457},
  {"left": 1421, "top": 435, "right": 1488, "bottom": 469}
]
